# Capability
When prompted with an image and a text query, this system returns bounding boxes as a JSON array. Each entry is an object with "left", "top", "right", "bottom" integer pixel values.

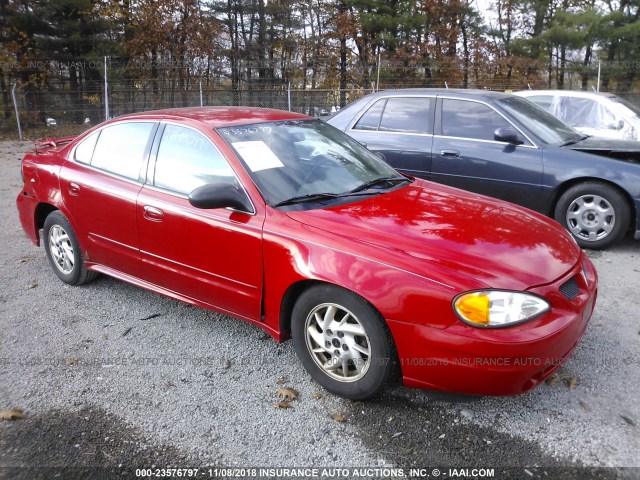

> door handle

[
  {"left": 69, "top": 182, "right": 80, "bottom": 196},
  {"left": 440, "top": 149, "right": 460, "bottom": 158},
  {"left": 143, "top": 205, "right": 164, "bottom": 222}
]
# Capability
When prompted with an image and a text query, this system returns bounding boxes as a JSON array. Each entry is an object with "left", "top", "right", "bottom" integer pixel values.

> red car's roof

[{"left": 117, "top": 106, "right": 311, "bottom": 128}]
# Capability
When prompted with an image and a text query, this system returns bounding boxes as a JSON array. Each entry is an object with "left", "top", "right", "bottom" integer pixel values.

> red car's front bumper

[{"left": 388, "top": 256, "right": 597, "bottom": 396}]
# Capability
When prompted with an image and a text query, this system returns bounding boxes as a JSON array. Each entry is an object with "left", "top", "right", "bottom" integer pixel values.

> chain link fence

[
  {"left": 1, "top": 82, "right": 372, "bottom": 139},
  {"left": 2, "top": 57, "right": 640, "bottom": 139}
]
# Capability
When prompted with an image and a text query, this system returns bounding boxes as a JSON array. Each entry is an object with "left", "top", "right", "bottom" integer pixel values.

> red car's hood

[{"left": 286, "top": 180, "right": 580, "bottom": 290}]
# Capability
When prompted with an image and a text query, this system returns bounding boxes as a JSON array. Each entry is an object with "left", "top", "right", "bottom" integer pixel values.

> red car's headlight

[{"left": 453, "top": 290, "right": 550, "bottom": 328}]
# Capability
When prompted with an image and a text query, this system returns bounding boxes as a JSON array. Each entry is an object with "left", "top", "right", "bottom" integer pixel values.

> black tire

[
  {"left": 554, "top": 182, "right": 630, "bottom": 250},
  {"left": 43, "top": 211, "right": 97, "bottom": 285},
  {"left": 292, "top": 284, "right": 397, "bottom": 400}
]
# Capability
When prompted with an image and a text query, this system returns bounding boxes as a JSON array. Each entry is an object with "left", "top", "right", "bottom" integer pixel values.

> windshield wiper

[
  {"left": 274, "top": 190, "right": 383, "bottom": 208},
  {"left": 349, "top": 176, "right": 411, "bottom": 193},
  {"left": 274, "top": 192, "right": 340, "bottom": 207}
]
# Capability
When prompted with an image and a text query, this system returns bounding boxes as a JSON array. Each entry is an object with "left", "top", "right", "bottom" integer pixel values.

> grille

[{"left": 559, "top": 277, "right": 580, "bottom": 300}]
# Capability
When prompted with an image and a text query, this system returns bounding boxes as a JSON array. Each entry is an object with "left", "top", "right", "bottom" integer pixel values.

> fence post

[
  {"left": 376, "top": 52, "right": 381, "bottom": 92},
  {"left": 11, "top": 83, "right": 23, "bottom": 141},
  {"left": 288, "top": 82, "right": 291, "bottom": 112},
  {"left": 199, "top": 78, "right": 204, "bottom": 107},
  {"left": 104, "top": 56, "right": 109, "bottom": 120}
]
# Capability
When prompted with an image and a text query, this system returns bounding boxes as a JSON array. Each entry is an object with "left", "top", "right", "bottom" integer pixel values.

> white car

[{"left": 514, "top": 90, "right": 640, "bottom": 141}]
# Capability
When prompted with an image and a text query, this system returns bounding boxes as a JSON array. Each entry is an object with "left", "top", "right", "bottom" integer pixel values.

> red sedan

[{"left": 16, "top": 107, "right": 597, "bottom": 400}]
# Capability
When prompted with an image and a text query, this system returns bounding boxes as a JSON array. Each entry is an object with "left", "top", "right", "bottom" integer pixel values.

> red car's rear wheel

[{"left": 43, "top": 211, "right": 97, "bottom": 286}]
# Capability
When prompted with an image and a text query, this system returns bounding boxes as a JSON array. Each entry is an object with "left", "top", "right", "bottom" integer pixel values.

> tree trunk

[
  {"left": 338, "top": 0, "right": 348, "bottom": 107},
  {"left": 1, "top": 74, "right": 12, "bottom": 122},
  {"left": 530, "top": 0, "right": 551, "bottom": 61},
  {"left": 581, "top": 44, "right": 592, "bottom": 90},
  {"left": 558, "top": 44, "right": 566, "bottom": 89},
  {"left": 461, "top": 16, "right": 469, "bottom": 88}
]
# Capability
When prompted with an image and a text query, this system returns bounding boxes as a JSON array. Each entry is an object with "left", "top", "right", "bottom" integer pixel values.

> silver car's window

[
  {"left": 91, "top": 122, "right": 155, "bottom": 180},
  {"left": 611, "top": 96, "right": 640, "bottom": 117},
  {"left": 525, "top": 95, "right": 554, "bottom": 111},
  {"left": 550, "top": 97, "right": 607, "bottom": 129},
  {"left": 354, "top": 97, "right": 432, "bottom": 134},
  {"left": 379, "top": 97, "right": 432, "bottom": 134},
  {"left": 441, "top": 99, "right": 511, "bottom": 141},
  {"left": 154, "top": 125, "right": 235, "bottom": 195},
  {"left": 497, "top": 96, "right": 583, "bottom": 146},
  {"left": 354, "top": 99, "right": 386, "bottom": 131}
]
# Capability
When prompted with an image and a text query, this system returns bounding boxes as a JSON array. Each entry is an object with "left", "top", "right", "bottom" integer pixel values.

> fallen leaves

[
  {"left": 311, "top": 393, "right": 323, "bottom": 399},
  {"left": 331, "top": 413, "right": 347, "bottom": 423},
  {"left": 26, "top": 281, "right": 38, "bottom": 289},
  {"left": 545, "top": 375, "right": 559, "bottom": 386},
  {"left": 65, "top": 357, "right": 78, "bottom": 366},
  {"left": 0, "top": 408, "right": 24, "bottom": 420},
  {"left": 273, "top": 387, "right": 299, "bottom": 409},
  {"left": 545, "top": 372, "right": 578, "bottom": 389},
  {"left": 579, "top": 400, "right": 592, "bottom": 412},
  {"left": 276, "top": 387, "right": 299, "bottom": 401},
  {"left": 16, "top": 255, "right": 36, "bottom": 264}
]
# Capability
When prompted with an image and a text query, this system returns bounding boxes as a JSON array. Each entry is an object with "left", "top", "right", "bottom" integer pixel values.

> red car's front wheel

[{"left": 292, "top": 284, "right": 397, "bottom": 400}]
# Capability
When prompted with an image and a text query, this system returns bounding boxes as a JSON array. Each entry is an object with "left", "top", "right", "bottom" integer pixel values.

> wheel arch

[
  {"left": 550, "top": 177, "right": 636, "bottom": 232},
  {"left": 278, "top": 279, "right": 399, "bottom": 347},
  {"left": 279, "top": 279, "right": 341, "bottom": 339},
  {"left": 33, "top": 202, "right": 59, "bottom": 245}
]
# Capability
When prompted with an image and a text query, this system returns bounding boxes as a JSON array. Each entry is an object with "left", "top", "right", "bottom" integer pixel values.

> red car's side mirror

[{"left": 188, "top": 183, "right": 253, "bottom": 213}]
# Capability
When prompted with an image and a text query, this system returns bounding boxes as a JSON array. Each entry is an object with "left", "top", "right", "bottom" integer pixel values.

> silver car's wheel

[
  {"left": 304, "top": 303, "right": 371, "bottom": 382},
  {"left": 292, "top": 284, "right": 397, "bottom": 400},
  {"left": 565, "top": 194, "right": 615, "bottom": 243},
  {"left": 555, "top": 182, "right": 630, "bottom": 250},
  {"left": 48, "top": 224, "right": 75, "bottom": 274}
]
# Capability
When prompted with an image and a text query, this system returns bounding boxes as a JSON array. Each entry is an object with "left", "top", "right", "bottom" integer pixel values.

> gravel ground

[{"left": 0, "top": 140, "right": 638, "bottom": 480}]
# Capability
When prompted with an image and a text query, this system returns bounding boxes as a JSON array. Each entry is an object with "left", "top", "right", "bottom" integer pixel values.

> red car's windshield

[{"left": 217, "top": 119, "right": 404, "bottom": 207}]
